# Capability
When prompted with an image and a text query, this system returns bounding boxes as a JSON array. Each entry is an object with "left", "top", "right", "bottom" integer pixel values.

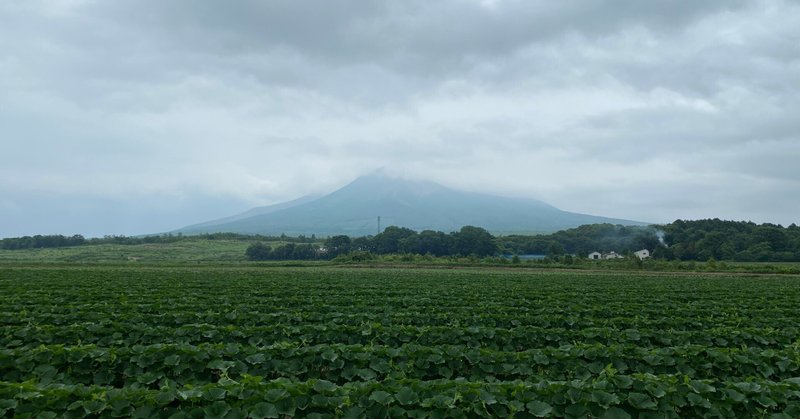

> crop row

[
  {"left": 3, "top": 306, "right": 798, "bottom": 332},
  {"left": 2, "top": 342, "right": 799, "bottom": 388},
  {"left": 5, "top": 288, "right": 797, "bottom": 311},
  {"left": 2, "top": 374, "right": 800, "bottom": 418},
  {"left": 5, "top": 282, "right": 798, "bottom": 313},
  {"left": 3, "top": 269, "right": 798, "bottom": 309},
  {"left": 3, "top": 322, "right": 798, "bottom": 351}
]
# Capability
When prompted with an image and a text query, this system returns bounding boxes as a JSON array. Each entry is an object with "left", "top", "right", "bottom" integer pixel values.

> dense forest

[{"left": 658, "top": 219, "right": 800, "bottom": 262}]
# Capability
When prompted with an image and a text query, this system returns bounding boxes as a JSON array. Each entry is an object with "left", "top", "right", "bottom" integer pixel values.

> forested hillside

[
  {"left": 498, "top": 224, "right": 659, "bottom": 256},
  {"left": 658, "top": 219, "right": 800, "bottom": 262},
  {"left": 499, "top": 220, "right": 800, "bottom": 262}
]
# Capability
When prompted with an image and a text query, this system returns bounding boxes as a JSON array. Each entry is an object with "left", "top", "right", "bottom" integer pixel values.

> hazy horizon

[{"left": 2, "top": 1, "right": 799, "bottom": 237}]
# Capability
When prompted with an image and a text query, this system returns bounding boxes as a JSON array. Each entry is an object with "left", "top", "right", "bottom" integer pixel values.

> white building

[
  {"left": 588, "top": 251, "right": 602, "bottom": 260},
  {"left": 603, "top": 251, "right": 624, "bottom": 259},
  {"left": 634, "top": 249, "right": 650, "bottom": 260}
]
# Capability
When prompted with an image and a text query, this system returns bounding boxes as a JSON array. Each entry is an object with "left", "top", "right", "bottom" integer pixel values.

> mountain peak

[{"left": 341, "top": 171, "right": 447, "bottom": 197}]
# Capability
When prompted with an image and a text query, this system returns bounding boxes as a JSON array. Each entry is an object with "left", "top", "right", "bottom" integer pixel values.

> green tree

[
  {"left": 324, "top": 235, "right": 352, "bottom": 257},
  {"left": 245, "top": 242, "right": 271, "bottom": 261},
  {"left": 451, "top": 226, "right": 496, "bottom": 257},
  {"left": 373, "top": 226, "right": 417, "bottom": 254},
  {"left": 547, "top": 241, "right": 565, "bottom": 256}
]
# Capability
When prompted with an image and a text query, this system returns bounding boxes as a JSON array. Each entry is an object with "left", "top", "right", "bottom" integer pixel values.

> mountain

[
  {"left": 173, "top": 173, "right": 648, "bottom": 236},
  {"left": 178, "top": 194, "right": 320, "bottom": 232}
]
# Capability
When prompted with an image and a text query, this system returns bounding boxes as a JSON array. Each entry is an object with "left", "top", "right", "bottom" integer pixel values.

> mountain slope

[
  {"left": 173, "top": 173, "right": 648, "bottom": 236},
  {"left": 177, "top": 194, "right": 320, "bottom": 235}
]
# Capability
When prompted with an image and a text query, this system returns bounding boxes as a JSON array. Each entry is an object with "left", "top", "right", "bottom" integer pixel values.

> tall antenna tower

[{"left": 377, "top": 216, "right": 381, "bottom": 234}]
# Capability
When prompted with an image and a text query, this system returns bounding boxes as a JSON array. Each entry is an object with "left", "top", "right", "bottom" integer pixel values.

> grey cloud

[
  {"left": 6, "top": 0, "right": 795, "bottom": 110},
  {"left": 1, "top": 0, "right": 798, "bottom": 236},
  {"left": 5, "top": 0, "right": 759, "bottom": 87},
  {"left": 88, "top": 1, "right": 749, "bottom": 59}
]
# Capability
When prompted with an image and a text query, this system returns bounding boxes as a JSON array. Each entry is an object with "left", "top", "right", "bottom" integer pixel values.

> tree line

[
  {"left": 0, "top": 234, "right": 88, "bottom": 250},
  {"left": 246, "top": 226, "right": 496, "bottom": 261},
  {"left": 0, "top": 232, "right": 318, "bottom": 250},
  {"left": 246, "top": 220, "right": 800, "bottom": 262},
  {"left": 5, "top": 219, "right": 799, "bottom": 263}
]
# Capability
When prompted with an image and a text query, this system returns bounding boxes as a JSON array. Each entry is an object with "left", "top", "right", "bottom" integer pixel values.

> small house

[
  {"left": 634, "top": 249, "right": 650, "bottom": 260},
  {"left": 588, "top": 251, "right": 602, "bottom": 260}
]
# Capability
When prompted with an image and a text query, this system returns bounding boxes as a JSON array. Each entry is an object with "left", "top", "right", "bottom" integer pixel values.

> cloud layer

[{"left": 1, "top": 0, "right": 798, "bottom": 236}]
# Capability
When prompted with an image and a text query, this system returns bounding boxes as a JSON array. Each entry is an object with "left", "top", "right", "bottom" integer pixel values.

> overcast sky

[{"left": 1, "top": 0, "right": 799, "bottom": 237}]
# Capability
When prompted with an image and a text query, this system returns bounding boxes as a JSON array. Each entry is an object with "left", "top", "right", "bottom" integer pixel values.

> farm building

[
  {"left": 603, "top": 251, "right": 624, "bottom": 259},
  {"left": 634, "top": 249, "right": 650, "bottom": 259},
  {"left": 588, "top": 251, "right": 625, "bottom": 260}
]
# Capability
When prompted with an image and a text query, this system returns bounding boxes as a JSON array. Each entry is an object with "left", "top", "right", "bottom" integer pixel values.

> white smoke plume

[{"left": 655, "top": 230, "right": 667, "bottom": 247}]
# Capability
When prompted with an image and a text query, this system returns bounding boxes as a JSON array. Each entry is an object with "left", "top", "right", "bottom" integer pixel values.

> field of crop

[
  {"left": 1, "top": 266, "right": 799, "bottom": 418},
  {"left": 0, "top": 240, "right": 254, "bottom": 264}
]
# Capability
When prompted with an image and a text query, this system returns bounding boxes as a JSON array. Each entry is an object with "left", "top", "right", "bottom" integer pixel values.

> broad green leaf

[
  {"left": 602, "top": 407, "right": 631, "bottom": 419},
  {"left": 356, "top": 368, "right": 377, "bottom": 380},
  {"left": 207, "top": 359, "right": 234, "bottom": 371},
  {"left": 396, "top": 387, "right": 419, "bottom": 406},
  {"left": 369, "top": 391, "right": 394, "bottom": 406},
  {"left": 627, "top": 393, "right": 657, "bottom": 410},
  {"left": 342, "top": 407, "right": 366, "bottom": 419},
  {"left": 478, "top": 390, "right": 496, "bottom": 405},
  {"left": 264, "top": 388, "right": 289, "bottom": 403},
  {"left": 321, "top": 350, "right": 338, "bottom": 362},
  {"left": 564, "top": 404, "right": 588, "bottom": 417},
  {"left": 724, "top": 389, "right": 745, "bottom": 402},
  {"left": 686, "top": 393, "right": 708, "bottom": 407},
  {"left": 689, "top": 380, "right": 716, "bottom": 394},
  {"left": 246, "top": 353, "right": 266, "bottom": 364},
  {"left": 155, "top": 390, "right": 177, "bottom": 405},
  {"left": 82, "top": 400, "right": 107, "bottom": 414},
  {"left": 591, "top": 390, "right": 619, "bottom": 408},
  {"left": 757, "top": 395, "right": 777, "bottom": 407},
  {"left": 203, "top": 401, "right": 231, "bottom": 419},
  {"left": 249, "top": 402, "right": 279, "bottom": 419},
  {"left": 203, "top": 387, "right": 227, "bottom": 401},
  {"left": 131, "top": 406, "right": 154, "bottom": 419},
  {"left": 177, "top": 388, "right": 203, "bottom": 400},
  {"left": 623, "top": 329, "right": 641, "bottom": 340},
  {"left": 526, "top": 400, "right": 553, "bottom": 417},
  {"left": 0, "top": 399, "right": 17, "bottom": 414},
  {"left": 313, "top": 380, "right": 337, "bottom": 393}
]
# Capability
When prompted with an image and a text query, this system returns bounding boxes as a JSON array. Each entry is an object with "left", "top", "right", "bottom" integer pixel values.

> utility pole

[{"left": 377, "top": 216, "right": 381, "bottom": 234}]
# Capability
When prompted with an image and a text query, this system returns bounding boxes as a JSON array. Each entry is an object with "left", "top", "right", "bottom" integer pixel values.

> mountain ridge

[{"left": 173, "top": 173, "right": 649, "bottom": 236}]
